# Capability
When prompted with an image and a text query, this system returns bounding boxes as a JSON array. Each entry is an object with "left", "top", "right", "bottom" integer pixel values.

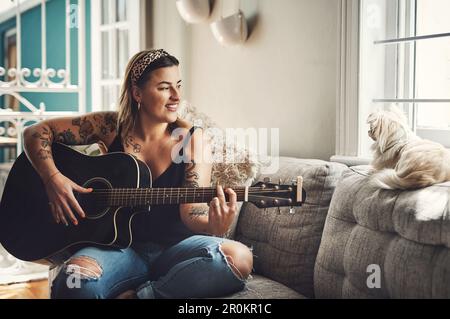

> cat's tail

[{"left": 370, "top": 168, "right": 437, "bottom": 190}]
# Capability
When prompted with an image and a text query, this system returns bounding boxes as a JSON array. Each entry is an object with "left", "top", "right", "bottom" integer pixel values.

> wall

[{"left": 151, "top": 0, "right": 340, "bottom": 160}]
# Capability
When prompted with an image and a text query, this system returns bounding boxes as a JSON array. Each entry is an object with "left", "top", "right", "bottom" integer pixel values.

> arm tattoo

[
  {"left": 124, "top": 136, "right": 141, "bottom": 153},
  {"left": 32, "top": 127, "right": 53, "bottom": 160},
  {"left": 49, "top": 113, "right": 117, "bottom": 146},
  {"left": 53, "top": 128, "right": 77, "bottom": 144},
  {"left": 183, "top": 161, "right": 199, "bottom": 188},
  {"left": 183, "top": 161, "right": 207, "bottom": 219},
  {"left": 98, "top": 113, "right": 117, "bottom": 137},
  {"left": 72, "top": 116, "right": 101, "bottom": 144},
  {"left": 189, "top": 205, "right": 209, "bottom": 220}
]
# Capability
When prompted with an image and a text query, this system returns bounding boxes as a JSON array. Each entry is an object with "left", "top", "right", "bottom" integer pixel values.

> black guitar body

[{"left": 0, "top": 143, "right": 151, "bottom": 262}]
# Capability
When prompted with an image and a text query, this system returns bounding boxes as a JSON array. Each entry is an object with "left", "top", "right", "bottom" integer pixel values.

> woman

[{"left": 22, "top": 49, "right": 253, "bottom": 299}]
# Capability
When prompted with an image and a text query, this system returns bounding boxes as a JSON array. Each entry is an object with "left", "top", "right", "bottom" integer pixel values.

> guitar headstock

[{"left": 248, "top": 176, "right": 306, "bottom": 209}]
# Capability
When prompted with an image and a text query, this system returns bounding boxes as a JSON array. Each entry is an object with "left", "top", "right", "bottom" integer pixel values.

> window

[
  {"left": 4, "top": 28, "right": 18, "bottom": 111},
  {"left": 359, "top": 0, "right": 450, "bottom": 157},
  {"left": 91, "top": 0, "right": 143, "bottom": 111}
]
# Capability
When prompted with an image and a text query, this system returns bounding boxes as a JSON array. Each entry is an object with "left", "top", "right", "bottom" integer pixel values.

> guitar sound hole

[{"left": 76, "top": 178, "right": 112, "bottom": 219}]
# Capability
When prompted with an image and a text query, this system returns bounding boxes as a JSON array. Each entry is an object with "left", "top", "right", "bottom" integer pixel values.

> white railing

[
  {"left": 0, "top": 0, "right": 86, "bottom": 159},
  {"left": 0, "top": 0, "right": 86, "bottom": 286}
]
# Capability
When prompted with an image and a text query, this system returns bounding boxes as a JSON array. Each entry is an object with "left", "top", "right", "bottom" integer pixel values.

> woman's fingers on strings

[
  {"left": 216, "top": 185, "right": 228, "bottom": 211},
  {"left": 213, "top": 197, "right": 221, "bottom": 215},
  {"left": 49, "top": 203, "right": 59, "bottom": 223},
  {"left": 56, "top": 205, "right": 68, "bottom": 226},
  {"left": 72, "top": 183, "right": 93, "bottom": 194},
  {"left": 209, "top": 197, "right": 219, "bottom": 221},
  {"left": 225, "top": 188, "right": 237, "bottom": 209},
  {"left": 68, "top": 192, "right": 86, "bottom": 219},
  {"left": 60, "top": 200, "right": 78, "bottom": 225}
]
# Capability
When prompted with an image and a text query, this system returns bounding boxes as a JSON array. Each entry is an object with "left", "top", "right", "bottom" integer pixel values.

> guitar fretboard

[{"left": 89, "top": 187, "right": 249, "bottom": 206}]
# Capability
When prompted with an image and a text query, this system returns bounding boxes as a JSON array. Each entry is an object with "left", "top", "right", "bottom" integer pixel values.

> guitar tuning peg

[
  {"left": 291, "top": 179, "right": 297, "bottom": 185},
  {"left": 289, "top": 206, "right": 295, "bottom": 214},
  {"left": 279, "top": 178, "right": 282, "bottom": 185},
  {"left": 278, "top": 207, "right": 281, "bottom": 214}
]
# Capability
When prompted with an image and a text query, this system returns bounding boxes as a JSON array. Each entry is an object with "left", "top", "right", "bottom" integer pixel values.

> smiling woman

[{"left": 19, "top": 48, "right": 253, "bottom": 299}]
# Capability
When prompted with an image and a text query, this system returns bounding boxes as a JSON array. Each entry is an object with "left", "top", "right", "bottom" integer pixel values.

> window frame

[
  {"left": 333, "top": 0, "right": 450, "bottom": 165},
  {"left": 91, "top": 0, "right": 146, "bottom": 112},
  {"left": 332, "top": 0, "right": 365, "bottom": 165},
  {"left": 375, "top": 0, "right": 450, "bottom": 147}
]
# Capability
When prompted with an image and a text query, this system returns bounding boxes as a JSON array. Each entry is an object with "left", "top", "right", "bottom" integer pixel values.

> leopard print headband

[{"left": 131, "top": 49, "right": 170, "bottom": 85}]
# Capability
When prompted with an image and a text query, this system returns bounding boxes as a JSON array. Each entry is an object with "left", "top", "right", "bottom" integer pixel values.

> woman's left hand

[{"left": 208, "top": 185, "right": 237, "bottom": 236}]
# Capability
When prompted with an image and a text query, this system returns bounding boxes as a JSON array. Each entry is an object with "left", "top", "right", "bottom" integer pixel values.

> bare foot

[{"left": 115, "top": 289, "right": 137, "bottom": 299}]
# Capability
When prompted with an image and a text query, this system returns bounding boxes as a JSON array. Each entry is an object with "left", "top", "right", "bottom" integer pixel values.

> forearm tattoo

[
  {"left": 183, "top": 161, "right": 207, "bottom": 219},
  {"left": 124, "top": 136, "right": 141, "bottom": 153},
  {"left": 183, "top": 161, "right": 199, "bottom": 188},
  {"left": 32, "top": 127, "right": 53, "bottom": 160},
  {"left": 189, "top": 204, "right": 209, "bottom": 220}
]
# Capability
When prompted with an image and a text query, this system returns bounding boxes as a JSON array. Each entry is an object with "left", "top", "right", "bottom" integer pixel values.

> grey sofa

[
  {"left": 226, "top": 157, "right": 450, "bottom": 299},
  {"left": 6, "top": 154, "right": 450, "bottom": 298}
]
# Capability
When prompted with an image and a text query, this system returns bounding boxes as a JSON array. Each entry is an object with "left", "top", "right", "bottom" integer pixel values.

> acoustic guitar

[{"left": 0, "top": 142, "right": 306, "bottom": 262}]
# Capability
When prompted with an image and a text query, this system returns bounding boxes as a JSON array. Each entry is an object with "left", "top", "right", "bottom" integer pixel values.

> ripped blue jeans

[{"left": 50, "top": 235, "right": 246, "bottom": 299}]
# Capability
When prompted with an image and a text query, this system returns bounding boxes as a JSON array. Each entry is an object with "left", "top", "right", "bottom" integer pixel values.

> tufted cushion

[
  {"left": 314, "top": 166, "right": 450, "bottom": 298},
  {"left": 234, "top": 157, "right": 349, "bottom": 298}
]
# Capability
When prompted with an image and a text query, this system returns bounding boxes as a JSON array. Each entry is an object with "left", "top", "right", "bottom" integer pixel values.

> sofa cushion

[
  {"left": 314, "top": 166, "right": 450, "bottom": 298},
  {"left": 222, "top": 274, "right": 305, "bottom": 299},
  {"left": 234, "top": 157, "right": 349, "bottom": 298}
]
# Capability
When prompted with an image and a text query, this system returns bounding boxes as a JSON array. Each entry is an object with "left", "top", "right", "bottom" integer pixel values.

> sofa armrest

[{"left": 315, "top": 166, "right": 450, "bottom": 298}]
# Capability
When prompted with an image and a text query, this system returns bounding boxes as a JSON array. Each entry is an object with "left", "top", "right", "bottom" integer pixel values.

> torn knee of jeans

[
  {"left": 218, "top": 244, "right": 252, "bottom": 281},
  {"left": 64, "top": 256, "right": 103, "bottom": 280},
  {"left": 225, "top": 254, "right": 246, "bottom": 279}
]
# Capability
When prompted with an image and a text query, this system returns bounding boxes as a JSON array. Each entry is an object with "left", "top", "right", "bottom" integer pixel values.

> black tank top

[{"left": 108, "top": 125, "right": 199, "bottom": 246}]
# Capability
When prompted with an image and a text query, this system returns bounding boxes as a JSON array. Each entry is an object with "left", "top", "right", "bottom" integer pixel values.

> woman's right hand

[{"left": 44, "top": 172, "right": 93, "bottom": 226}]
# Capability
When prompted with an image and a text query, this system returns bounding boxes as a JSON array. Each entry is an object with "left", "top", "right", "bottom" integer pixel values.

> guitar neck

[{"left": 90, "top": 186, "right": 249, "bottom": 206}]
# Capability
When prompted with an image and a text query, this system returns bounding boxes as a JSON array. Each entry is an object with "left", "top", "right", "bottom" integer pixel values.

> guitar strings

[
  {"left": 81, "top": 189, "right": 297, "bottom": 205},
  {"left": 86, "top": 190, "right": 294, "bottom": 196},
  {"left": 86, "top": 188, "right": 293, "bottom": 194}
]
